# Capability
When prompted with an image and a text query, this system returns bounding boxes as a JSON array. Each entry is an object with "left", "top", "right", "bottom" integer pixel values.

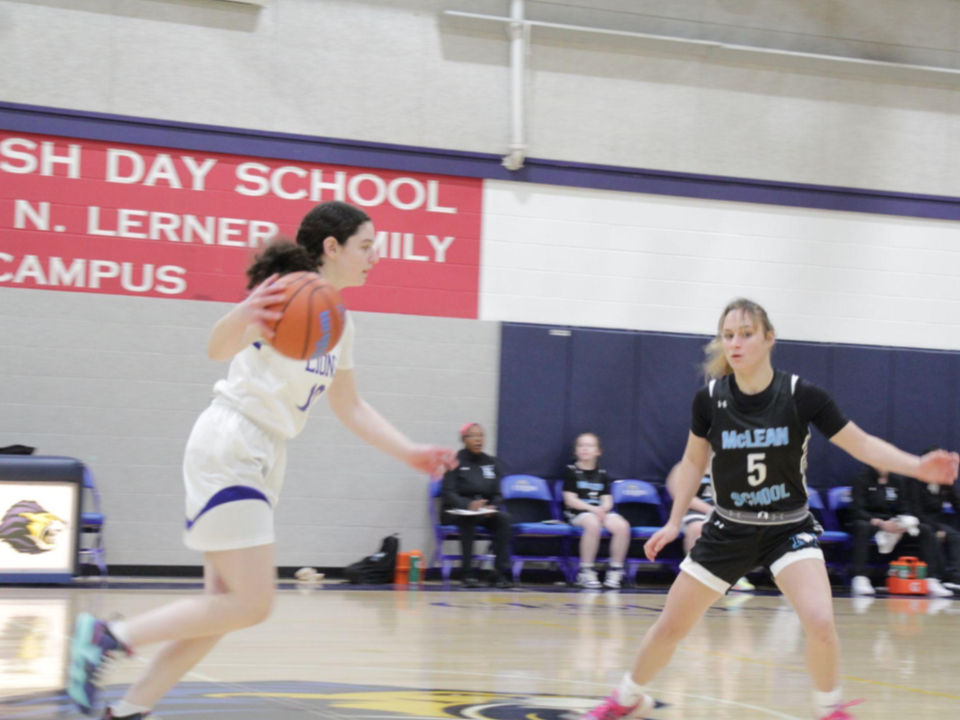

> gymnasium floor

[{"left": 2, "top": 581, "right": 958, "bottom": 719}]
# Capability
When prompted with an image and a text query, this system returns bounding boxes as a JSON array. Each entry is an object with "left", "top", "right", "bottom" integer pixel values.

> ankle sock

[
  {"left": 109, "top": 700, "right": 151, "bottom": 718},
  {"left": 813, "top": 687, "right": 842, "bottom": 718},
  {"left": 617, "top": 673, "right": 645, "bottom": 706}
]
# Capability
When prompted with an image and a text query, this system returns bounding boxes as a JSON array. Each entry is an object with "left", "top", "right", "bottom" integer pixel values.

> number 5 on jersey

[{"left": 747, "top": 453, "right": 767, "bottom": 487}]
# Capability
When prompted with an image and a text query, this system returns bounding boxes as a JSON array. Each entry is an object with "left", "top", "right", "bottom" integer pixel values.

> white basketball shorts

[{"left": 182, "top": 401, "right": 287, "bottom": 552}]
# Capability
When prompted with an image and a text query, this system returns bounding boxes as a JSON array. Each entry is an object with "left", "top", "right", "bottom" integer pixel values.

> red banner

[{"left": 0, "top": 131, "right": 482, "bottom": 318}]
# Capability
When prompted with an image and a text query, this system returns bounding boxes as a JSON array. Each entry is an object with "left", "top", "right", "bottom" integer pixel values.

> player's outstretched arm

[
  {"left": 208, "top": 274, "right": 291, "bottom": 361},
  {"left": 830, "top": 421, "right": 959, "bottom": 486},
  {"left": 327, "top": 368, "right": 457, "bottom": 477},
  {"left": 645, "top": 432, "right": 711, "bottom": 560}
]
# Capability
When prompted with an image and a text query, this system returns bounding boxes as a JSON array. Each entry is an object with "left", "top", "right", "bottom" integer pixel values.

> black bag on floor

[
  {"left": 343, "top": 534, "right": 399, "bottom": 584},
  {"left": 0, "top": 445, "right": 35, "bottom": 455}
]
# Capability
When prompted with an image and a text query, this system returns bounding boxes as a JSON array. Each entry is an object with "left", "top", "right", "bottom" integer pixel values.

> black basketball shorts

[{"left": 681, "top": 513, "right": 823, "bottom": 593}]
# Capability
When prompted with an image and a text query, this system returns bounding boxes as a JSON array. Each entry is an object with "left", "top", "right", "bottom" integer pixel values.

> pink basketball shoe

[
  {"left": 580, "top": 690, "right": 655, "bottom": 720},
  {"left": 820, "top": 700, "right": 863, "bottom": 720}
]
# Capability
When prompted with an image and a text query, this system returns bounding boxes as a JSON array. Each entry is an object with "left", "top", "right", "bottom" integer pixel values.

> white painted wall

[
  {"left": 481, "top": 180, "right": 960, "bottom": 351},
  {"left": 2, "top": 0, "right": 960, "bottom": 196}
]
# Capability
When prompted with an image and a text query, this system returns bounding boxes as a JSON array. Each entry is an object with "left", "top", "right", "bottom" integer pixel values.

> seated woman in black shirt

[
  {"left": 441, "top": 423, "right": 513, "bottom": 588},
  {"left": 562, "top": 433, "right": 631, "bottom": 589}
]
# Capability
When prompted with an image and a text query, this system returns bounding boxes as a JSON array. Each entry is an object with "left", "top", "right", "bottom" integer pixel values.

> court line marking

[
  {"left": 12, "top": 597, "right": 960, "bottom": 717},
  {"left": 678, "top": 648, "right": 960, "bottom": 700},
  {"left": 7, "top": 610, "right": 806, "bottom": 720},
  {"left": 4, "top": 619, "right": 355, "bottom": 720},
  {"left": 182, "top": 662, "right": 806, "bottom": 720},
  {"left": 524, "top": 619, "right": 960, "bottom": 702}
]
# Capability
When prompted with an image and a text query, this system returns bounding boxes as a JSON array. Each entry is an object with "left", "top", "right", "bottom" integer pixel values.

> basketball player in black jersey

[{"left": 581, "top": 298, "right": 958, "bottom": 720}]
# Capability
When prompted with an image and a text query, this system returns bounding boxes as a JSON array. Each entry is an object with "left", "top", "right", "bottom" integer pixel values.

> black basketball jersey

[{"left": 706, "top": 370, "right": 809, "bottom": 515}]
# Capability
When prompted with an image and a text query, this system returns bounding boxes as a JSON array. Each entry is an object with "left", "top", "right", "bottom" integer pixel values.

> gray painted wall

[
  {"left": 2, "top": 0, "right": 960, "bottom": 195},
  {"left": 0, "top": 287, "right": 500, "bottom": 567}
]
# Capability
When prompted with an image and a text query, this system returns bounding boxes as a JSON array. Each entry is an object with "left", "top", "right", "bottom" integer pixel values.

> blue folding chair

[
  {"left": 808, "top": 488, "right": 851, "bottom": 580},
  {"left": 611, "top": 479, "right": 679, "bottom": 582},
  {"left": 809, "top": 489, "right": 850, "bottom": 542},
  {"left": 501, "top": 475, "right": 573, "bottom": 583},
  {"left": 427, "top": 479, "right": 491, "bottom": 583},
  {"left": 827, "top": 486, "right": 855, "bottom": 531},
  {"left": 79, "top": 466, "right": 107, "bottom": 576}
]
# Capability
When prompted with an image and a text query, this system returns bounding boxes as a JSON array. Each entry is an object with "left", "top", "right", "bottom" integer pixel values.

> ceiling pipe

[
  {"left": 444, "top": 9, "right": 960, "bottom": 87},
  {"left": 502, "top": 0, "right": 528, "bottom": 171}
]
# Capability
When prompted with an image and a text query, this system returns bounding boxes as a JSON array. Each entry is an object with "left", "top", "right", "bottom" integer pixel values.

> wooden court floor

[{"left": 2, "top": 582, "right": 959, "bottom": 719}]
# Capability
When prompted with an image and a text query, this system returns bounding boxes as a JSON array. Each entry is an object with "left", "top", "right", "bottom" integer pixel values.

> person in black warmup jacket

[
  {"left": 848, "top": 466, "right": 952, "bottom": 597},
  {"left": 904, "top": 446, "right": 960, "bottom": 590},
  {"left": 442, "top": 423, "right": 514, "bottom": 588}
]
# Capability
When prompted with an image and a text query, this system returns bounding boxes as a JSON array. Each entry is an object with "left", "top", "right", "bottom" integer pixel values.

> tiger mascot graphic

[{"left": 0, "top": 500, "right": 68, "bottom": 554}]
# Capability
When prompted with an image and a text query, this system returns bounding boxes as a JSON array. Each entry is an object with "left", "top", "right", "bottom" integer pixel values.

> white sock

[
  {"left": 617, "top": 673, "right": 645, "bottom": 706},
  {"left": 108, "top": 620, "right": 133, "bottom": 651},
  {"left": 109, "top": 700, "right": 151, "bottom": 718},
  {"left": 580, "top": 563, "right": 594, "bottom": 571},
  {"left": 813, "top": 687, "right": 842, "bottom": 718}
]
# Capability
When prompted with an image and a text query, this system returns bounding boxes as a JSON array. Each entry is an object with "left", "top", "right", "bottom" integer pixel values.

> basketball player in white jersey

[
  {"left": 581, "top": 298, "right": 958, "bottom": 720},
  {"left": 67, "top": 201, "right": 458, "bottom": 719}
]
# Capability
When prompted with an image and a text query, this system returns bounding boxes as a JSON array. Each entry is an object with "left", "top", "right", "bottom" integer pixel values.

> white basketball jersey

[{"left": 212, "top": 313, "right": 355, "bottom": 439}]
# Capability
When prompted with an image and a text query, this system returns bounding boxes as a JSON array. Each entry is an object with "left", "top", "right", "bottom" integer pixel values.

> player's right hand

[
  {"left": 644, "top": 522, "right": 680, "bottom": 561},
  {"left": 918, "top": 449, "right": 959, "bottom": 486},
  {"left": 408, "top": 445, "right": 459, "bottom": 477},
  {"left": 239, "top": 273, "right": 296, "bottom": 339}
]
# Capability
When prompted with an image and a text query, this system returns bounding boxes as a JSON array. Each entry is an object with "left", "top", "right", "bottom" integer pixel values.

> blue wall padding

[{"left": 497, "top": 322, "right": 960, "bottom": 487}]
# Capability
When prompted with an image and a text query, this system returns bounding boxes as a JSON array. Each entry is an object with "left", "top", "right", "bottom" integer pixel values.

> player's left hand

[
  {"left": 408, "top": 445, "right": 459, "bottom": 477},
  {"left": 918, "top": 449, "right": 959, "bottom": 485},
  {"left": 644, "top": 522, "right": 680, "bottom": 561}
]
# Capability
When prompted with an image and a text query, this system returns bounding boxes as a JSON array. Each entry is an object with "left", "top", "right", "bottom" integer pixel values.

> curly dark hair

[
  {"left": 246, "top": 239, "right": 318, "bottom": 289},
  {"left": 245, "top": 201, "right": 371, "bottom": 288}
]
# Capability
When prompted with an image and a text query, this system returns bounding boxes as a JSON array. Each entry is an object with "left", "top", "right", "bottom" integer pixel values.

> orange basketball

[{"left": 266, "top": 272, "right": 347, "bottom": 361}]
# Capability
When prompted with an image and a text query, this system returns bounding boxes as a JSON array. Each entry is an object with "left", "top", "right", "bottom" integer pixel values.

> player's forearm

[
  {"left": 333, "top": 397, "right": 414, "bottom": 463},
  {"left": 667, "top": 458, "right": 704, "bottom": 525},
  {"left": 208, "top": 306, "right": 257, "bottom": 361},
  {"left": 853, "top": 435, "right": 922, "bottom": 480}
]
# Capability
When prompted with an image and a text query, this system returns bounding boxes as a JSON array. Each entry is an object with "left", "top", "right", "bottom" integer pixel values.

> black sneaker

[
  {"left": 461, "top": 575, "right": 480, "bottom": 588},
  {"left": 491, "top": 572, "right": 515, "bottom": 589},
  {"left": 943, "top": 571, "right": 960, "bottom": 586},
  {"left": 103, "top": 710, "right": 149, "bottom": 719}
]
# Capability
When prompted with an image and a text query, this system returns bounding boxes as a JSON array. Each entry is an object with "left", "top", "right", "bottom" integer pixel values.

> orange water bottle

[{"left": 394, "top": 552, "right": 411, "bottom": 585}]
